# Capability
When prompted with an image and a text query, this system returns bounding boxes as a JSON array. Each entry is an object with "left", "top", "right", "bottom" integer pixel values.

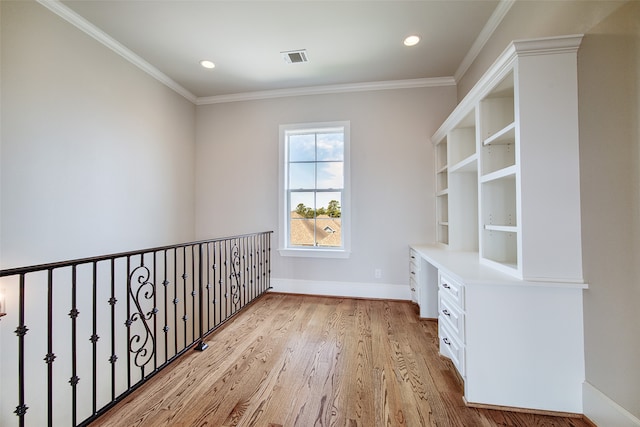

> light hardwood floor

[{"left": 92, "top": 293, "right": 592, "bottom": 427}]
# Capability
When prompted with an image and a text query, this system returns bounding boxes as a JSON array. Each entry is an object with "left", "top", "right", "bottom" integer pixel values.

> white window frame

[{"left": 278, "top": 121, "right": 351, "bottom": 258}]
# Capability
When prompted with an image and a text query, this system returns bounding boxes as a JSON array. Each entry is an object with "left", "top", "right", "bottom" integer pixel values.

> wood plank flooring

[{"left": 92, "top": 293, "right": 592, "bottom": 427}]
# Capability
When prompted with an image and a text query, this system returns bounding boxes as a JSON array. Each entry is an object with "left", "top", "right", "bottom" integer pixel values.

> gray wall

[
  {"left": 578, "top": 2, "right": 640, "bottom": 420},
  {"left": 0, "top": 1, "right": 196, "bottom": 268},
  {"left": 195, "top": 87, "right": 456, "bottom": 287}
]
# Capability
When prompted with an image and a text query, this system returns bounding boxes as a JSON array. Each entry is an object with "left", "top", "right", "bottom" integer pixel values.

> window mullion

[{"left": 313, "top": 132, "right": 318, "bottom": 247}]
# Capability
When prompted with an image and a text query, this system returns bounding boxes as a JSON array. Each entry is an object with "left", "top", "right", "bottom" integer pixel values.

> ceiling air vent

[{"left": 281, "top": 49, "right": 309, "bottom": 64}]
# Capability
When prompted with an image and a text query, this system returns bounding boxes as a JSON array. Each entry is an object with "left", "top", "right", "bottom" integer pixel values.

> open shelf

[
  {"left": 481, "top": 177, "right": 516, "bottom": 225},
  {"left": 484, "top": 224, "right": 518, "bottom": 232},
  {"left": 481, "top": 167, "right": 517, "bottom": 271},
  {"left": 480, "top": 165, "right": 516, "bottom": 183},
  {"left": 479, "top": 68, "right": 516, "bottom": 273},
  {"left": 480, "top": 97, "right": 514, "bottom": 141},
  {"left": 448, "top": 110, "right": 476, "bottom": 167},
  {"left": 480, "top": 72, "right": 514, "bottom": 144},
  {"left": 481, "top": 227, "right": 518, "bottom": 270},
  {"left": 481, "top": 140, "right": 515, "bottom": 176},
  {"left": 483, "top": 122, "right": 515, "bottom": 146},
  {"left": 437, "top": 193, "right": 449, "bottom": 246},
  {"left": 450, "top": 153, "right": 478, "bottom": 173}
]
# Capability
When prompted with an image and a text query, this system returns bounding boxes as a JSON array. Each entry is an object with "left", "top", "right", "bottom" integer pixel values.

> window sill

[{"left": 278, "top": 248, "right": 351, "bottom": 259}]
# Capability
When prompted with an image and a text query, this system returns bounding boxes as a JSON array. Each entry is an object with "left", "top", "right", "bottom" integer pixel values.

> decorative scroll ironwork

[
  {"left": 229, "top": 242, "right": 242, "bottom": 306},
  {"left": 0, "top": 231, "right": 272, "bottom": 427},
  {"left": 126, "top": 264, "right": 157, "bottom": 369}
]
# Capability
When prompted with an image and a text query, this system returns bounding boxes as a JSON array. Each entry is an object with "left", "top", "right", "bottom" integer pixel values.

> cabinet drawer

[
  {"left": 439, "top": 273, "right": 464, "bottom": 309},
  {"left": 409, "top": 266, "right": 420, "bottom": 285},
  {"left": 409, "top": 249, "right": 420, "bottom": 270},
  {"left": 439, "top": 321, "right": 465, "bottom": 377},
  {"left": 409, "top": 277, "right": 418, "bottom": 303},
  {"left": 410, "top": 261, "right": 419, "bottom": 281},
  {"left": 438, "top": 294, "right": 464, "bottom": 342}
]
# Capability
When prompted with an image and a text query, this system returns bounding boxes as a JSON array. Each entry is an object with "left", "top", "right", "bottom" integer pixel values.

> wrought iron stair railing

[{"left": 0, "top": 231, "right": 272, "bottom": 427}]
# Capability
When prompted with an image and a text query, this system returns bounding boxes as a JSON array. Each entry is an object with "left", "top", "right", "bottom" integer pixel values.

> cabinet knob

[
  {"left": 442, "top": 309, "right": 451, "bottom": 317},
  {"left": 443, "top": 337, "right": 451, "bottom": 346},
  {"left": 442, "top": 283, "right": 451, "bottom": 289},
  {"left": 411, "top": 255, "right": 416, "bottom": 259},
  {"left": 411, "top": 271, "right": 416, "bottom": 275}
]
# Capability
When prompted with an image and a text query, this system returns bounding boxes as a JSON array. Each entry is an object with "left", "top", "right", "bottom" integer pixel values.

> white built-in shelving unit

[
  {"left": 413, "top": 35, "right": 587, "bottom": 414},
  {"left": 431, "top": 36, "right": 584, "bottom": 282}
]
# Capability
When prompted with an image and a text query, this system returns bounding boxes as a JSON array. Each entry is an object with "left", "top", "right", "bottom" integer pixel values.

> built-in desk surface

[{"left": 411, "top": 245, "right": 587, "bottom": 289}]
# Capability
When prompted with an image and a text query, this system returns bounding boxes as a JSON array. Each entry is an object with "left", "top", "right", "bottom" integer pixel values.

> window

[{"left": 279, "top": 121, "right": 350, "bottom": 258}]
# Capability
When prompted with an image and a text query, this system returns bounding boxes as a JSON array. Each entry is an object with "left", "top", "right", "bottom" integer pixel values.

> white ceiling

[{"left": 54, "top": 0, "right": 506, "bottom": 102}]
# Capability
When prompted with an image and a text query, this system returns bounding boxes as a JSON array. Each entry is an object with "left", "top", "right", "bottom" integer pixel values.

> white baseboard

[
  {"left": 583, "top": 381, "right": 640, "bottom": 427},
  {"left": 269, "top": 278, "right": 411, "bottom": 301}
]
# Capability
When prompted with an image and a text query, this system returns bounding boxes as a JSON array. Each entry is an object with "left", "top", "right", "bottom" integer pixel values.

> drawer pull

[
  {"left": 443, "top": 337, "right": 451, "bottom": 346},
  {"left": 442, "top": 309, "right": 451, "bottom": 317},
  {"left": 442, "top": 283, "right": 451, "bottom": 289}
]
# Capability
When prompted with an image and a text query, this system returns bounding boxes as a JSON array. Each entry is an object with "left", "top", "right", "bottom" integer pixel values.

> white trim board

[
  {"left": 270, "top": 278, "right": 411, "bottom": 301},
  {"left": 583, "top": 382, "right": 640, "bottom": 427},
  {"left": 197, "top": 77, "right": 455, "bottom": 105},
  {"left": 454, "top": 0, "right": 515, "bottom": 82}
]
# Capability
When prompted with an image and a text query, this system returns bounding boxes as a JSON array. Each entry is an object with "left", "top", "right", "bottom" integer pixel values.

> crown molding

[
  {"left": 196, "top": 77, "right": 456, "bottom": 105},
  {"left": 454, "top": 0, "right": 515, "bottom": 83},
  {"left": 36, "top": 0, "right": 197, "bottom": 104},
  {"left": 34, "top": 1, "right": 456, "bottom": 106},
  {"left": 511, "top": 34, "right": 584, "bottom": 56}
]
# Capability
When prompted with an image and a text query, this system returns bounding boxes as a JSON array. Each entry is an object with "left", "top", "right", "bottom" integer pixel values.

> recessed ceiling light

[
  {"left": 200, "top": 60, "right": 215, "bottom": 69},
  {"left": 403, "top": 35, "right": 421, "bottom": 47}
]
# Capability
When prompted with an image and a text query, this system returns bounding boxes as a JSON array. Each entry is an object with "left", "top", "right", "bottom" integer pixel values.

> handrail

[
  {"left": 0, "top": 231, "right": 272, "bottom": 427},
  {"left": 0, "top": 232, "right": 270, "bottom": 277}
]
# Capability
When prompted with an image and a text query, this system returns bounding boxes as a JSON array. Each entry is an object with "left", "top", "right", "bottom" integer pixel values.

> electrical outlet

[{"left": 374, "top": 269, "right": 382, "bottom": 279}]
